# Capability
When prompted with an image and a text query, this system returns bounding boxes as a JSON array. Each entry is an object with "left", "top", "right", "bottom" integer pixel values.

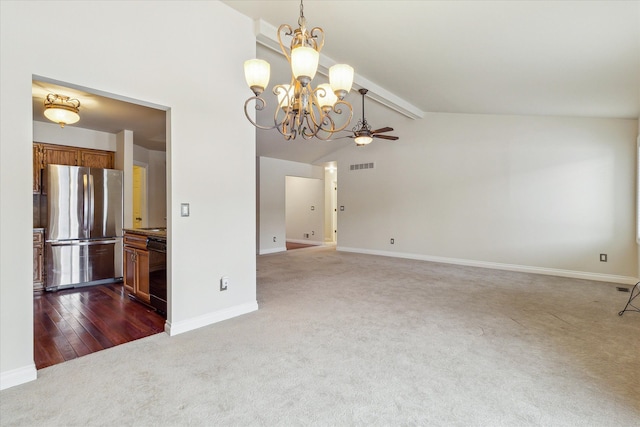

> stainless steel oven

[{"left": 146, "top": 237, "right": 167, "bottom": 318}]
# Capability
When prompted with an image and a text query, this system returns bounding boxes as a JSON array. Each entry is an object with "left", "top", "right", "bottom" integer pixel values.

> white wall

[
  {"left": 133, "top": 145, "right": 167, "bottom": 227},
  {"left": 1, "top": 0, "right": 257, "bottom": 390},
  {"left": 285, "top": 176, "right": 324, "bottom": 245},
  {"left": 258, "top": 157, "right": 324, "bottom": 254},
  {"left": 116, "top": 130, "right": 134, "bottom": 228},
  {"left": 325, "top": 113, "right": 639, "bottom": 284},
  {"left": 34, "top": 121, "right": 116, "bottom": 151}
]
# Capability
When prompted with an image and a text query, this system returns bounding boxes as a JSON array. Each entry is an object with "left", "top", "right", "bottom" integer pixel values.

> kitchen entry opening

[{"left": 32, "top": 76, "right": 170, "bottom": 369}]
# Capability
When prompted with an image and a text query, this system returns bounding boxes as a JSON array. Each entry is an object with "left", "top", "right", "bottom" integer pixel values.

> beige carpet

[{"left": 1, "top": 246, "right": 638, "bottom": 426}]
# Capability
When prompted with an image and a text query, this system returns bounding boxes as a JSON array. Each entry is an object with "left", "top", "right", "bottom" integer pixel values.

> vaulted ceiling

[
  {"left": 32, "top": 1, "right": 640, "bottom": 162},
  {"left": 226, "top": 0, "right": 640, "bottom": 163},
  {"left": 227, "top": 0, "right": 639, "bottom": 119}
]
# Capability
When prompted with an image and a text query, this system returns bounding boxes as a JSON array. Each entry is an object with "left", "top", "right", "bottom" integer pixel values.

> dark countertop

[{"left": 123, "top": 228, "right": 167, "bottom": 239}]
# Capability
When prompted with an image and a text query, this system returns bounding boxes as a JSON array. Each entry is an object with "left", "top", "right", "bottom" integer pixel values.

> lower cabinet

[
  {"left": 33, "top": 229, "right": 45, "bottom": 291},
  {"left": 123, "top": 233, "right": 150, "bottom": 303}
]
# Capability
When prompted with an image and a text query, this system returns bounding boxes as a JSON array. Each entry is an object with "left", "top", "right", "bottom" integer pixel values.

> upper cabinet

[
  {"left": 80, "top": 150, "right": 114, "bottom": 169},
  {"left": 42, "top": 144, "right": 78, "bottom": 167},
  {"left": 33, "top": 143, "right": 115, "bottom": 194}
]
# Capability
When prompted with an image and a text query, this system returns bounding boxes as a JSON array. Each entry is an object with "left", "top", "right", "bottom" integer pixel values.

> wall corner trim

[
  {"left": 0, "top": 364, "right": 37, "bottom": 391},
  {"left": 165, "top": 301, "right": 259, "bottom": 337},
  {"left": 337, "top": 247, "right": 639, "bottom": 285}
]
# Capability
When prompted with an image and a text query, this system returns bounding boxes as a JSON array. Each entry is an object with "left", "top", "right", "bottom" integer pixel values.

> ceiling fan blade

[
  {"left": 374, "top": 134, "right": 399, "bottom": 140},
  {"left": 371, "top": 127, "right": 394, "bottom": 134}
]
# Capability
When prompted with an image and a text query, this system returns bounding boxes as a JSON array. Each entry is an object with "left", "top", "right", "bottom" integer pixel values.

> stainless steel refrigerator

[{"left": 45, "top": 165, "right": 124, "bottom": 291}]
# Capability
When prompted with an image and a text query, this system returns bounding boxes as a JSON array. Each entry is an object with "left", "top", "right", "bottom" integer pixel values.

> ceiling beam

[{"left": 253, "top": 19, "right": 424, "bottom": 120}]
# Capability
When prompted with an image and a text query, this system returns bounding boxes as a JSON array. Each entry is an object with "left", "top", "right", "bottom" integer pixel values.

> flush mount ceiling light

[
  {"left": 243, "top": 0, "right": 354, "bottom": 140},
  {"left": 44, "top": 93, "right": 80, "bottom": 128}
]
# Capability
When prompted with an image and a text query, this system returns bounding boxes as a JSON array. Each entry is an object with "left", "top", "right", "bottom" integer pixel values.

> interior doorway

[
  {"left": 331, "top": 180, "right": 337, "bottom": 243},
  {"left": 133, "top": 163, "right": 148, "bottom": 229},
  {"left": 285, "top": 176, "right": 324, "bottom": 246},
  {"left": 31, "top": 77, "right": 169, "bottom": 370},
  {"left": 324, "top": 162, "right": 338, "bottom": 245}
]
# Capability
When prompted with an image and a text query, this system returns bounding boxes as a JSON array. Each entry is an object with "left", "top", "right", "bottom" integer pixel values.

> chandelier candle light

[
  {"left": 44, "top": 93, "right": 81, "bottom": 128},
  {"left": 243, "top": 0, "right": 354, "bottom": 140}
]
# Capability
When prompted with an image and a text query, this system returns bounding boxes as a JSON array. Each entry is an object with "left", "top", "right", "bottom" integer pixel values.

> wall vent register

[{"left": 350, "top": 162, "right": 375, "bottom": 171}]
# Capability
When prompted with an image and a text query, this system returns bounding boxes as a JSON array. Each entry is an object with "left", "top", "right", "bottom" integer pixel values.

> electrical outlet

[
  {"left": 273, "top": 236, "right": 276, "bottom": 242},
  {"left": 220, "top": 276, "right": 229, "bottom": 291},
  {"left": 600, "top": 254, "right": 607, "bottom": 262},
  {"left": 390, "top": 238, "right": 395, "bottom": 244}
]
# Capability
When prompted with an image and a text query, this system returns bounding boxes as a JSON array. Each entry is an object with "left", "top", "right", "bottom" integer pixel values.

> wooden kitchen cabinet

[
  {"left": 123, "top": 232, "right": 150, "bottom": 303},
  {"left": 33, "top": 229, "right": 45, "bottom": 291},
  {"left": 33, "top": 143, "right": 115, "bottom": 194},
  {"left": 34, "top": 143, "right": 77, "bottom": 194},
  {"left": 79, "top": 149, "right": 114, "bottom": 169},
  {"left": 33, "top": 145, "right": 43, "bottom": 193},
  {"left": 42, "top": 144, "right": 79, "bottom": 167}
]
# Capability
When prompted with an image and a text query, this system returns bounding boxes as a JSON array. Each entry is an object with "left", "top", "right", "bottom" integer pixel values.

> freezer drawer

[{"left": 45, "top": 239, "right": 123, "bottom": 290}]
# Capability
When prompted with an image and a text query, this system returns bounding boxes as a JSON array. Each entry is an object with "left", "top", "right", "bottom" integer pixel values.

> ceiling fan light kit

[
  {"left": 354, "top": 134, "right": 374, "bottom": 146},
  {"left": 43, "top": 93, "right": 80, "bottom": 128},
  {"left": 243, "top": 0, "right": 354, "bottom": 140}
]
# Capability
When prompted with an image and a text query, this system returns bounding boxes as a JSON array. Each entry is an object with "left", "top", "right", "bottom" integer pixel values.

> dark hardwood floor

[
  {"left": 286, "top": 242, "right": 316, "bottom": 250},
  {"left": 34, "top": 283, "right": 165, "bottom": 370}
]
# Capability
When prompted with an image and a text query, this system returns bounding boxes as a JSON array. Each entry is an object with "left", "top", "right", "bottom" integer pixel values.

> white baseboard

[
  {"left": 286, "top": 239, "right": 323, "bottom": 245},
  {"left": 258, "top": 246, "right": 286, "bottom": 255},
  {"left": 337, "top": 247, "right": 639, "bottom": 285},
  {"left": 165, "top": 301, "right": 259, "bottom": 336},
  {"left": 0, "top": 364, "right": 37, "bottom": 391}
]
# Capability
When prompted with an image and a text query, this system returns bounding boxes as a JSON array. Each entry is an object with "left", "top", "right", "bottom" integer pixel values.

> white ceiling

[
  {"left": 227, "top": 0, "right": 639, "bottom": 118},
  {"left": 32, "top": 1, "right": 640, "bottom": 161},
  {"left": 32, "top": 79, "right": 167, "bottom": 151},
  {"left": 226, "top": 0, "right": 640, "bottom": 163}
]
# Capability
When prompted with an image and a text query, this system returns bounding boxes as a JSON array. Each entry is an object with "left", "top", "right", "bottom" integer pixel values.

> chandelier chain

[{"left": 298, "top": 0, "right": 305, "bottom": 27}]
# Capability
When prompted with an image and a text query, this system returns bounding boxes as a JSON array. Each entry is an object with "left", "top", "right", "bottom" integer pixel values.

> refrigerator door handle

[
  {"left": 83, "top": 173, "right": 90, "bottom": 236},
  {"left": 49, "top": 238, "right": 119, "bottom": 246},
  {"left": 89, "top": 173, "right": 95, "bottom": 232}
]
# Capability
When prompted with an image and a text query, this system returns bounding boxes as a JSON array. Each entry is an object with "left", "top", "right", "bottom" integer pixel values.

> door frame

[{"left": 133, "top": 162, "right": 148, "bottom": 229}]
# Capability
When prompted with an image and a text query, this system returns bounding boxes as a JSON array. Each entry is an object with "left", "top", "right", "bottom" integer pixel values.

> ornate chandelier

[{"left": 243, "top": 0, "right": 354, "bottom": 140}]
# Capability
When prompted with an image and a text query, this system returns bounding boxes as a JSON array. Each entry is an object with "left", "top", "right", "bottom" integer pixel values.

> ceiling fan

[{"left": 347, "top": 88, "right": 399, "bottom": 146}]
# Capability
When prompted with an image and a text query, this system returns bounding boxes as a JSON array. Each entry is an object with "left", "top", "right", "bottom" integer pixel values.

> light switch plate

[{"left": 180, "top": 203, "right": 190, "bottom": 217}]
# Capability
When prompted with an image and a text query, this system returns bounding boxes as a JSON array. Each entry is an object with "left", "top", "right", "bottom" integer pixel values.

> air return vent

[{"left": 349, "top": 162, "right": 375, "bottom": 171}]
